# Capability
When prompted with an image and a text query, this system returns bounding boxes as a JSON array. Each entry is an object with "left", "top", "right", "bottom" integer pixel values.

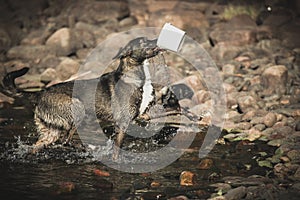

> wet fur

[{"left": 2, "top": 37, "right": 161, "bottom": 159}]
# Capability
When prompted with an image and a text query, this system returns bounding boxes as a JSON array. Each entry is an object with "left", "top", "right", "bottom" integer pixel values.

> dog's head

[{"left": 113, "top": 37, "right": 161, "bottom": 63}]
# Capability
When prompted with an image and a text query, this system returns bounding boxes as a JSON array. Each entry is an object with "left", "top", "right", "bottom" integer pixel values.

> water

[{"left": 0, "top": 99, "right": 274, "bottom": 200}]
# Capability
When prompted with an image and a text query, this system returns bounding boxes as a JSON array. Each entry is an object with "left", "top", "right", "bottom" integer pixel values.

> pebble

[
  {"left": 180, "top": 171, "right": 196, "bottom": 186},
  {"left": 198, "top": 158, "right": 214, "bottom": 170},
  {"left": 224, "top": 186, "right": 246, "bottom": 200}
]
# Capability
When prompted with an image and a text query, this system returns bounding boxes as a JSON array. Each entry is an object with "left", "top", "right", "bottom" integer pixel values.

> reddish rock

[
  {"left": 180, "top": 171, "right": 196, "bottom": 186},
  {"left": 261, "top": 65, "right": 288, "bottom": 96}
]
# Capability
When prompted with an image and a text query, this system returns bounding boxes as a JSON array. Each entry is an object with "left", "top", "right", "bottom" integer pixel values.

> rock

[
  {"left": 210, "top": 183, "right": 232, "bottom": 193},
  {"left": 226, "top": 110, "right": 242, "bottom": 123},
  {"left": 198, "top": 158, "right": 214, "bottom": 170},
  {"left": 295, "top": 120, "right": 300, "bottom": 131},
  {"left": 183, "top": 75, "right": 205, "bottom": 91},
  {"left": 209, "top": 15, "right": 257, "bottom": 47},
  {"left": 273, "top": 126, "right": 293, "bottom": 138},
  {"left": 7, "top": 45, "right": 51, "bottom": 60},
  {"left": 222, "top": 64, "right": 236, "bottom": 75},
  {"left": 192, "top": 90, "right": 210, "bottom": 104},
  {"left": 263, "top": 112, "right": 277, "bottom": 127},
  {"left": 235, "top": 122, "right": 252, "bottom": 130},
  {"left": 40, "top": 68, "right": 58, "bottom": 83},
  {"left": 224, "top": 186, "right": 246, "bottom": 200},
  {"left": 148, "top": 10, "right": 208, "bottom": 30},
  {"left": 180, "top": 171, "right": 196, "bottom": 186},
  {"left": 294, "top": 167, "right": 300, "bottom": 180},
  {"left": 21, "top": 28, "right": 51, "bottom": 45},
  {"left": 0, "top": 92, "right": 14, "bottom": 105},
  {"left": 237, "top": 95, "right": 257, "bottom": 113},
  {"left": 38, "top": 55, "right": 61, "bottom": 71},
  {"left": 46, "top": 28, "right": 77, "bottom": 56},
  {"left": 0, "top": 27, "right": 12, "bottom": 52},
  {"left": 250, "top": 117, "right": 264, "bottom": 125},
  {"left": 56, "top": 58, "right": 80, "bottom": 81},
  {"left": 119, "top": 16, "right": 138, "bottom": 27},
  {"left": 247, "top": 128, "right": 262, "bottom": 141},
  {"left": 169, "top": 195, "right": 189, "bottom": 200},
  {"left": 64, "top": 1, "right": 129, "bottom": 24},
  {"left": 179, "top": 99, "right": 195, "bottom": 109},
  {"left": 261, "top": 65, "right": 288, "bottom": 96},
  {"left": 253, "top": 124, "right": 266, "bottom": 131},
  {"left": 287, "top": 150, "right": 300, "bottom": 162}
]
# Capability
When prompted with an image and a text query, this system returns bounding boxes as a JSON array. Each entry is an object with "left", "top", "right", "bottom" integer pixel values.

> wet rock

[
  {"left": 247, "top": 128, "right": 262, "bottom": 141},
  {"left": 7, "top": 45, "right": 51, "bottom": 60},
  {"left": 262, "top": 128, "right": 275, "bottom": 137},
  {"left": 198, "top": 158, "right": 214, "bottom": 170},
  {"left": 180, "top": 171, "right": 196, "bottom": 186},
  {"left": 287, "top": 150, "right": 300, "bottom": 162},
  {"left": 46, "top": 28, "right": 77, "bottom": 56},
  {"left": 169, "top": 195, "right": 189, "bottom": 200},
  {"left": 295, "top": 120, "right": 300, "bottom": 131},
  {"left": 237, "top": 95, "right": 258, "bottom": 113},
  {"left": 293, "top": 167, "right": 300, "bottom": 180},
  {"left": 224, "top": 186, "right": 246, "bottom": 200},
  {"left": 56, "top": 58, "right": 80, "bottom": 80},
  {"left": 150, "top": 181, "right": 161, "bottom": 188},
  {"left": 272, "top": 126, "right": 293, "bottom": 139},
  {"left": 261, "top": 65, "right": 288, "bottom": 96},
  {"left": 210, "top": 183, "right": 232, "bottom": 193},
  {"left": 263, "top": 112, "right": 277, "bottom": 127}
]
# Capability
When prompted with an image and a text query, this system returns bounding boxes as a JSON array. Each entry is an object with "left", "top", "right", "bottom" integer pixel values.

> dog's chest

[{"left": 139, "top": 59, "right": 154, "bottom": 114}]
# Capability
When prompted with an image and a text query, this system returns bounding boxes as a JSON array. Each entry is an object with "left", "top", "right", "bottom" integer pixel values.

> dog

[{"left": 1, "top": 37, "right": 198, "bottom": 160}]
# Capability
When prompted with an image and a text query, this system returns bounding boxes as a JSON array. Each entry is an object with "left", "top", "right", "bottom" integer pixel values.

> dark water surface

[{"left": 0, "top": 100, "right": 274, "bottom": 200}]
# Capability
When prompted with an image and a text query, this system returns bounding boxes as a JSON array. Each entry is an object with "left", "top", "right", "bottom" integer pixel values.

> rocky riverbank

[{"left": 0, "top": 0, "right": 299, "bottom": 199}]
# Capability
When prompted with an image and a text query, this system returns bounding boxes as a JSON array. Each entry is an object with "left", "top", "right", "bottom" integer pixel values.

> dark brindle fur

[{"left": 2, "top": 37, "right": 161, "bottom": 159}]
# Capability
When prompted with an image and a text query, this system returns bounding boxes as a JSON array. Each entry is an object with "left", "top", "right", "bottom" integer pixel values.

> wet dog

[
  {"left": 1, "top": 37, "right": 198, "bottom": 159},
  {"left": 2, "top": 37, "right": 163, "bottom": 159}
]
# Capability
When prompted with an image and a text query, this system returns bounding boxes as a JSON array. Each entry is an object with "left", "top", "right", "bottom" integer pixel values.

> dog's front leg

[{"left": 112, "top": 126, "right": 125, "bottom": 160}]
